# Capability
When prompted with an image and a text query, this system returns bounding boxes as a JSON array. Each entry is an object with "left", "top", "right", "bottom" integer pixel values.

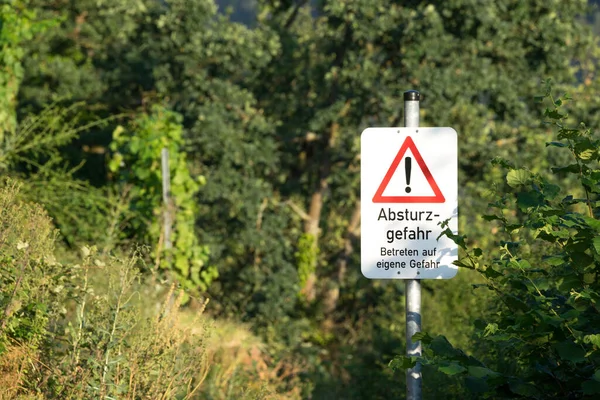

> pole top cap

[{"left": 404, "top": 90, "right": 420, "bottom": 101}]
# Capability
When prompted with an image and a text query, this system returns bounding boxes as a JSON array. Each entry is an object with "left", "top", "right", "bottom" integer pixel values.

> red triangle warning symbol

[{"left": 372, "top": 136, "right": 445, "bottom": 203}]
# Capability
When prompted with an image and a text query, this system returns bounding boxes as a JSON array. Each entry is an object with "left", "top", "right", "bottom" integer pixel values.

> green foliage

[
  {"left": 14, "top": 0, "right": 289, "bottom": 313},
  {"left": 296, "top": 233, "right": 318, "bottom": 295},
  {"left": 46, "top": 248, "right": 210, "bottom": 399},
  {"left": 249, "top": 1, "right": 597, "bottom": 395},
  {"left": 0, "top": 1, "right": 109, "bottom": 246},
  {"left": 0, "top": 0, "right": 60, "bottom": 137},
  {"left": 0, "top": 182, "right": 212, "bottom": 398},
  {"left": 392, "top": 86, "right": 600, "bottom": 399},
  {"left": 110, "top": 105, "right": 215, "bottom": 291},
  {"left": 0, "top": 181, "right": 60, "bottom": 351},
  {"left": 0, "top": 0, "right": 34, "bottom": 136},
  {"left": 0, "top": 179, "right": 299, "bottom": 399},
  {"left": 0, "top": 103, "right": 113, "bottom": 245},
  {"left": 5, "top": 0, "right": 600, "bottom": 398}
]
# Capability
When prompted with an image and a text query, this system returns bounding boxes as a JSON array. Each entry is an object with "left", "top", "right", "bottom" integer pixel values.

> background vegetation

[{"left": 1, "top": 0, "right": 600, "bottom": 398}]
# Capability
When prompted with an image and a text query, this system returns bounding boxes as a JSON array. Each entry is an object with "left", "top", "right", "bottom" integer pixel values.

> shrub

[
  {"left": 0, "top": 180, "right": 61, "bottom": 399},
  {"left": 0, "top": 180, "right": 306, "bottom": 399},
  {"left": 391, "top": 82, "right": 600, "bottom": 398},
  {"left": 109, "top": 105, "right": 215, "bottom": 292},
  {"left": 37, "top": 248, "right": 211, "bottom": 399},
  {"left": 0, "top": 182, "right": 210, "bottom": 398}
]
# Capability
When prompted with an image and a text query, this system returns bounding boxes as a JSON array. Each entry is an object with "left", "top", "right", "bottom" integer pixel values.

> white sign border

[{"left": 360, "top": 127, "right": 458, "bottom": 280}]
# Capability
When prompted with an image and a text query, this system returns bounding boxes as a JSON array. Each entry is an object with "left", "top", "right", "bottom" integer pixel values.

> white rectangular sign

[{"left": 361, "top": 127, "right": 458, "bottom": 279}]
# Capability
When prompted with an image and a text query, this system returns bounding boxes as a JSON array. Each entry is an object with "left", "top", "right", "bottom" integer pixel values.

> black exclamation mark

[{"left": 405, "top": 157, "right": 412, "bottom": 193}]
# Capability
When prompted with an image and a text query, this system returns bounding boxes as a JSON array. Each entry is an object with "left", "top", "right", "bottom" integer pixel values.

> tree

[
  {"left": 16, "top": 0, "right": 305, "bottom": 308},
  {"left": 247, "top": 0, "right": 597, "bottom": 395},
  {"left": 0, "top": 0, "right": 30, "bottom": 137},
  {"left": 109, "top": 105, "right": 215, "bottom": 290},
  {"left": 9, "top": 0, "right": 600, "bottom": 397}
]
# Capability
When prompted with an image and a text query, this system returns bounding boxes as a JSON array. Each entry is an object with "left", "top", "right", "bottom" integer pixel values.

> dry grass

[
  {"left": 0, "top": 181, "right": 305, "bottom": 399},
  {"left": 178, "top": 314, "right": 304, "bottom": 400},
  {"left": 0, "top": 342, "right": 41, "bottom": 400}
]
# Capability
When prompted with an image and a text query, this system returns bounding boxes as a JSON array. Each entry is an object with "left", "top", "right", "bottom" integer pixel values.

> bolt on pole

[{"left": 404, "top": 90, "right": 422, "bottom": 400}]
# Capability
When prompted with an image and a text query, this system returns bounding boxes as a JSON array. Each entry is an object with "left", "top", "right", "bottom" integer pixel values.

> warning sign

[
  {"left": 372, "top": 136, "right": 445, "bottom": 203},
  {"left": 360, "top": 127, "right": 458, "bottom": 280}
]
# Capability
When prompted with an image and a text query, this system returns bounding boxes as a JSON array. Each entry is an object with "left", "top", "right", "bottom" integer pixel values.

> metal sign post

[
  {"left": 360, "top": 90, "right": 458, "bottom": 400},
  {"left": 404, "top": 90, "right": 422, "bottom": 400}
]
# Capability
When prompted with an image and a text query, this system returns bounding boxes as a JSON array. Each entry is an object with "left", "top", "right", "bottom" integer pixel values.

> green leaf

[
  {"left": 412, "top": 332, "right": 433, "bottom": 344},
  {"left": 438, "top": 362, "right": 467, "bottom": 376},
  {"left": 582, "top": 380, "right": 600, "bottom": 395},
  {"left": 552, "top": 164, "right": 581, "bottom": 174},
  {"left": 491, "top": 157, "right": 515, "bottom": 169},
  {"left": 481, "top": 266, "right": 503, "bottom": 279},
  {"left": 517, "top": 191, "right": 544, "bottom": 210},
  {"left": 429, "top": 336, "right": 462, "bottom": 359},
  {"left": 507, "top": 169, "right": 532, "bottom": 188},
  {"left": 505, "top": 224, "right": 522, "bottom": 232},
  {"left": 546, "top": 141, "right": 568, "bottom": 148},
  {"left": 482, "top": 214, "right": 505, "bottom": 222},
  {"left": 571, "top": 252, "right": 593, "bottom": 268},
  {"left": 554, "top": 341, "right": 586, "bottom": 363},
  {"left": 548, "top": 229, "right": 571, "bottom": 239},
  {"left": 543, "top": 255, "right": 565, "bottom": 266},
  {"left": 468, "top": 366, "right": 500, "bottom": 379},
  {"left": 560, "top": 309, "right": 580, "bottom": 320},
  {"left": 518, "top": 260, "right": 532, "bottom": 269},
  {"left": 580, "top": 216, "right": 600, "bottom": 231},
  {"left": 593, "top": 237, "right": 600, "bottom": 254},
  {"left": 542, "top": 183, "right": 561, "bottom": 199},
  {"left": 465, "top": 376, "right": 489, "bottom": 393},
  {"left": 578, "top": 149, "right": 595, "bottom": 161},
  {"left": 483, "top": 323, "right": 499, "bottom": 337},
  {"left": 583, "top": 176, "right": 600, "bottom": 193},
  {"left": 503, "top": 294, "right": 529, "bottom": 312},
  {"left": 545, "top": 108, "right": 565, "bottom": 120},
  {"left": 389, "top": 356, "right": 416, "bottom": 371},
  {"left": 557, "top": 128, "right": 580, "bottom": 139},
  {"left": 583, "top": 334, "right": 600, "bottom": 347},
  {"left": 454, "top": 259, "right": 477, "bottom": 270},
  {"left": 509, "top": 381, "right": 541, "bottom": 397}
]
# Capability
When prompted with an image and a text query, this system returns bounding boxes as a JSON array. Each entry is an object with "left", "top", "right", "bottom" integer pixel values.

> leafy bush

[
  {"left": 0, "top": 182, "right": 210, "bottom": 398},
  {"left": 0, "top": 0, "right": 42, "bottom": 136},
  {"left": 1, "top": 2, "right": 111, "bottom": 247},
  {"left": 41, "top": 249, "right": 211, "bottom": 399},
  {"left": 0, "top": 179, "right": 299, "bottom": 400},
  {"left": 109, "top": 104, "right": 215, "bottom": 291},
  {"left": 0, "top": 181, "right": 59, "bottom": 354},
  {"left": 1, "top": 104, "right": 117, "bottom": 246},
  {"left": 391, "top": 83, "right": 600, "bottom": 398}
]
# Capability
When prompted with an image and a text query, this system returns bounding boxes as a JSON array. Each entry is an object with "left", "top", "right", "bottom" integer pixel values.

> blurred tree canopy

[{"left": 2, "top": 0, "right": 599, "bottom": 397}]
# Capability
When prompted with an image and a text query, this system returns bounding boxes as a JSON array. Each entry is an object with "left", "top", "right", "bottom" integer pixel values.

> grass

[{"left": 0, "top": 181, "right": 304, "bottom": 399}]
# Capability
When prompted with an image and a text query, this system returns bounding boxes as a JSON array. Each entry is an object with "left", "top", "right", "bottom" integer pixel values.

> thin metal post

[
  {"left": 404, "top": 90, "right": 422, "bottom": 400},
  {"left": 161, "top": 148, "right": 172, "bottom": 250}
]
